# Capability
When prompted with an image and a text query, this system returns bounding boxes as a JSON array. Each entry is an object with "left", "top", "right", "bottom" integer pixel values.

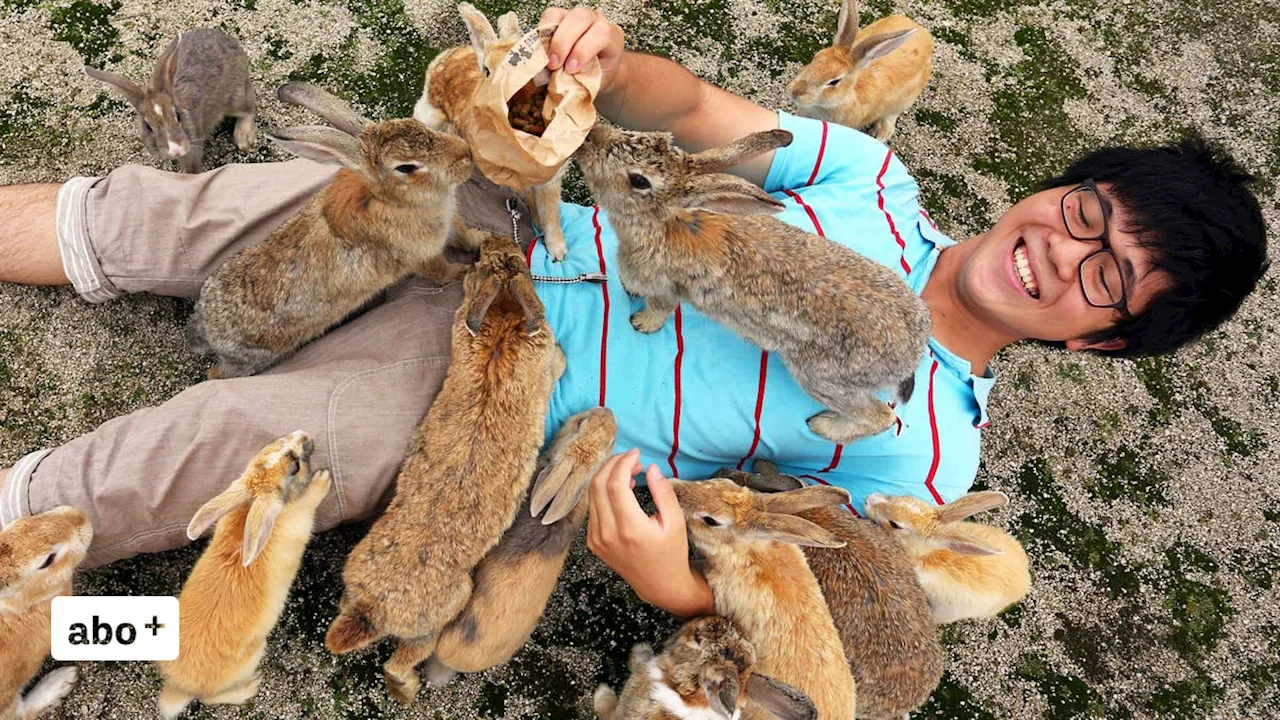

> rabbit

[
  {"left": 863, "top": 491, "right": 1031, "bottom": 624},
  {"left": 576, "top": 125, "right": 930, "bottom": 445},
  {"left": 414, "top": 4, "right": 571, "bottom": 261},
  {"left": 423, "top": 407, "right": 616, "bottom": 687},
  {"left": 715, "top": 462, "right": 942, "bottom": 719},
  {"left": 187, "top": 81, "right": 478, "bottom": 379},
  {"left": 0, "top": 507, "right": 91, "bottom": 720},
  {"left": 668, "top": 477, "right": 857, "bottom": 718},
  {"left": 324, "top": 234, "right": 564, "bottom": 705},
  {"left": 155, "top": 431, "right": 331, "bottom": 719},
  {"left": 594, "top": 615, "right": 818, "bottom": 720},
  {"left": 84, "top": 28, "right": 257, "bottom": 173},
  {"left": 787, "top": 0, "right": 932, "bottom": 142}
]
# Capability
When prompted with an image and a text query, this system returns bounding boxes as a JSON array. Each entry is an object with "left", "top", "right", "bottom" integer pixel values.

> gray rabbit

[{"left": 85, "top": 28, "right": 256, "bottom": 173}]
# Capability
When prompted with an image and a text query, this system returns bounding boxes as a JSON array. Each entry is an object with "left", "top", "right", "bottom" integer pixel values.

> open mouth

[{"left": 1013, "top": 238, "right": 1040, "bottom": 299}]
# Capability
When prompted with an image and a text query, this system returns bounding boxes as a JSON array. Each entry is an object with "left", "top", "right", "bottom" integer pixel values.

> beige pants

[{"left": 2, "top": 160, "right": 537, "bottom": 567}]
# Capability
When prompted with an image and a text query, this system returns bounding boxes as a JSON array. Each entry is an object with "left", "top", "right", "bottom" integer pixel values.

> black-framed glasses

[{"left": 1061, "top": 178, "right": 1131, "bottom": 318}]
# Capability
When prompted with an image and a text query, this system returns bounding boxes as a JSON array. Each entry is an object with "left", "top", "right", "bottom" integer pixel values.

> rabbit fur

[
  {"left": 423, "top": 407, "right": 616, "bottom": 685},
  {"left": 324, "top": 235, "right": 564, "bottom": 705},
  {"left": 188, "top": 82, "right": 478, "bottom": 379},
  {"left": 716, "top": 462, "right": 943, "bottom": 719},
  {"left": 0, "top": 507, "right": 91, "bottom": 720},
  {"left": 156, "top": 431, "right": 330, "bottom": 719},
  {"left": 863, "top": 492, "right": 1031, "bottom": 624},
  {"left": 788, "top": 0, "right": 932, "bottom": 142},
  {"left": 576, "top": 125, "right": 931, "bottom": 445},
  {"left": 594, "top": 616, "right": 818, "bottom": 720},
  {"left": 84, "top": 28, "right": 256, "bottom": 173},
  {"left": 669, "top": 478, "right": 857, "bottom": 718},
  {"left": 414, "top": 4, "right": 570, "bottom": 260}
]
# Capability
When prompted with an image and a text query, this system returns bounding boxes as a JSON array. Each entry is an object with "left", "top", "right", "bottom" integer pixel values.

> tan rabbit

[
  {"left": 716, "top": 462, "right": 942, "bottom": 719},
  {"left": 324, "top": 235, "right": 564, "bottom": 704},
  {"left": 0, "top": 507, "right": 91, "bottom": 720},
  {"left": 85, "top": 28, "right": 256, "bottom": 173},
  {"left": 188, "top": 81, "right": 476, "bottom": 379},
  {"left": 414, "top": 4, "right": 570, "bottom": 260},
  {"left": 576, "top": 126, "right": 930, "bottom": 445},
  {"left": 788, "top": 0, "right": 932, "bottom": 142},
  {"left": 594, "top": 615, "right": 818, "bottom": 720},
  {"left": 422, "top": 407, "right": 615, "bottom": 687},
  {"left": 669, "top": 478, "right": 857, "bottom": 718},
  {"left": 863, "top": 492, "right": 1031, "bottom": 624},
  {"left": 155, "top": 431, "right": 330, "bottom": 719}
]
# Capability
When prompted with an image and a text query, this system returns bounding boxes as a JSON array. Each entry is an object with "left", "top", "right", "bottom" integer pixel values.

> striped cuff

[
  {"left": 1, "top": 449, "right": 52, "bottom": 528},
  {"left": 56, "top": 176, "right": 121, "bottom": 304}
]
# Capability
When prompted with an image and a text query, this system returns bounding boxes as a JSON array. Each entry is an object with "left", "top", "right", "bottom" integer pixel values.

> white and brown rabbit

[
  {"left": 325, "top": 235, "right": 564, "bottom": 704},
  {"left": 788, "top": 0, "right": 932, "bottom": 142},
  {"left": 84, "top": 28, "right": 256, "bottom": 173},
  {"left": 594, "top": 615, "right": 818, "bottom": 720},
  {"left": 717, "top": 462, "right": 942, "bottom": 719},
  {"left": 423, "top": 407, "right": 616, "bottom": 687},
  {"left": 188, "top": 82, "right": 476, "bottom": 379},
  {"left": 576, "top": 126, "right": 930, "bottom": 444},
  {"left": 0, "top": 507, "right": 91, "bottom": 720},
  {"left": 156, "top": 431, "right": 331, "bottom": 719},
  {"left": 863, "top": 491, "right": 1031, "bottom": 624},
  {"left": 669, "top": 478, "right": 857, "bottom": 718},
  {"left": 415, "top": 4, "right": 571, "bottom": 260}
]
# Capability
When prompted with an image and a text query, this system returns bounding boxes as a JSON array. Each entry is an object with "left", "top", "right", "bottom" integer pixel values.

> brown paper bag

[{"left": 460, "top": 24, "right": 602, "bottom": 191}]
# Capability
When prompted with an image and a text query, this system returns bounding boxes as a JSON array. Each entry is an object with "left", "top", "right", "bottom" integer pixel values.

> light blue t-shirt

[{"left": 528, "top": 112, "right": 996, "bottom": 514}]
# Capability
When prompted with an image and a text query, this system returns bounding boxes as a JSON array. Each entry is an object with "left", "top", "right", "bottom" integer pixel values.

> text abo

[{"left": 51, "top": 596, "right": 179, "bottom": 661}]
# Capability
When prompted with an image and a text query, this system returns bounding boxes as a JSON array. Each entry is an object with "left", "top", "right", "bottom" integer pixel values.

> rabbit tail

[
  {"left": 325, "top": 600, "right": 382, "bottom": 654},
  {"left": 185, "top": 312, "right": 210, "bottom": 356}
]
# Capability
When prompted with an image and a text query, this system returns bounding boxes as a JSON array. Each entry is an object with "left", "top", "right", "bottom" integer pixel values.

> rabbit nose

[{"left": 166, "top": 140, "right": 186, "bottom": 157}]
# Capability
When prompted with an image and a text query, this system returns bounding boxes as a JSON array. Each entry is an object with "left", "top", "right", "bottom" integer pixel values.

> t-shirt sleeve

[{"left": 763, "top": 111, "right": 896, "bottom": 194}]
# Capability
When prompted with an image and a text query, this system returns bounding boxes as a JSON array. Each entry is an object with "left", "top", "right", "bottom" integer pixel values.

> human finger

[{"left": 546, "top": 6, "right": 600, "bottom": 70}]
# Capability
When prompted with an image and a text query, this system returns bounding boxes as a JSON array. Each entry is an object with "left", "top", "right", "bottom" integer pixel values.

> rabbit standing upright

[
  {"left": 415, "top": 4, "right": 571, "bottom": 260},
  {"left": 717, "top": 462, "right": 943, "bottom": 719},
  {"left": 188, "top": 82, "right": 477, "bottom": 379},
  {"left": 0, "top": 507, "right": 91, "bottom": 720},
  {"left": 156, "top": 431, "right": 331, "bottom": 719},
  {"left": 670, "top": 478, "right": 857, "bottom": 718},
  {"left": 84, "top": 28, "right": 256, "bottom": 173},
  {"left": 864, "top": 491, "right": 1031, "bottom": 624},
  {"left": 325, "top": 235, "right": 564, "bottom": 705},
  {"left": 788, "top": 0, "right": 932, "bottom": 142},
  {"left": 576, "top": 126, "right": 931, "bottom": 444}
]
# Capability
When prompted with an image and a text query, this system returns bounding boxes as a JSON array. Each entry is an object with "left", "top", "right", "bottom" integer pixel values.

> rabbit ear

[
  {"left": 934, "top": 525, "right": 1004, "bottom": 556},
  {"left": 151, "top": 35, "right": 181, "bottom": 90},
  {"left": 834, "top": 0, "right": 860, "bottom": 49},
  {"left": 497, "top": 11, "right": 521, "bottom": 39},
  {"left": 680, "top": 174, "right": 786, "bottom": 217},
  {"left": 276, "top": 82, "right": 370, "bottom": 137},
  {"left": 267, "top": 126, "right": 364, "bottom": 170},
  {"left": 459, "top": 3, "right": 499, "bottom": 67},
  {"left": 745, "top": 674, "right": 818, "bottom": 720},
  {"left": 84, "top": 67, "right": 144, "bottom": 107},
  {"left": 753, "top": 512, "right": 845, "bottom": 548},
  {"left": 688, "top": 129, "right": 793, "bottom": 175},
  {"left": 702, "top": 670, "right": 740, "bottom": 719},
  {"left": 851, "top": 28, "right": 916, "bottom": 70},
  {"left": 758, "top": 484, "right": 851, "bottom": 515},
  {"left": 509, "top": 271, "right": 545, "bottom": 335},
  {"left": 186, "top": 483, "right": 251, "bottom": 540},
  {"left": 465, "top": 275, "right": 503, "bottom": 336},
  {"left": 241, "top": 497, "right": 284, "bottom": 567},
  {"left": 938, "top": 491, "right": 1009, "bottom": 523}
]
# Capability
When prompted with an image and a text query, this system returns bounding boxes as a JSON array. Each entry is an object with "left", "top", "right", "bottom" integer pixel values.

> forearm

[{"left": 639, "top": 566, "right": 717, "bottom": 619}]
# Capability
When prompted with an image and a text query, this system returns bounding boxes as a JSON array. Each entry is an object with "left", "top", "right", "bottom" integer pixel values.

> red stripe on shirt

[
  {"left": 804, "top": 121, "right": 829, "bottom": 187},
  {"left": 799, "top": 474, "right": 858, "bottom": 516},
  {"left": 591, "top": 207, "right": 609, "bottom": 407},
  {"left": 524, "top": 234, "right": 536, "bottom": 267},
  {"left": 668, "top": 305, "right": 685, "bottom": 477},
  {"left": 819, "top": 444, "right": 844, "bottom": 473},
  {"left": 783, "top": 189, "right": 825, "bottom": 237},
  {"left": 924, "top": 357, "right": 944, "bottom": 504},
  {"left": 920, "top": 208, "right": 938, "bottom": 230},
  {"left": 736, "top": 351, "right": 770, "bottom": 470},
  {"left": 876, "top": 150, "right": 912, "bottom": 275}
]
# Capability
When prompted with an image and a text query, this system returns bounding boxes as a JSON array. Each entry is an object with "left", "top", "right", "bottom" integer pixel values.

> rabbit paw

[
  {"left": 234, "top": 115, "right": 257, "bottom": 150},
  {"left": 630, "top": 308, "right": 671, "bottom": 334},
  {"left": 385, "top": 670, "right": 421, "bottom": 706},
  {"left": 22, "top": 666, "right": 77, "bottom": 717},
  {"left": 542, "top": 228, "right": 568, "bottom": 262},
  {"left": 807, "top": 407, "right": 894, "bottom": 444}
]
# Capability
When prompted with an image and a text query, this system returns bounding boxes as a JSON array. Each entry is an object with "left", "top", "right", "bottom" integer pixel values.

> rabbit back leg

[
  {"left": 384, "top": 636, "right": 439, "bottom": 705},
  {"left": 157, "top": 684, "right": 194, "bottom": 720},
  {"left": 210, "top": 345, "right": 283, "bottom": 379},
  {"left": 201, "top": 674, "right": 261, "bottom": 705},
  {"left": 807, "top": 390, "right": 897, "bottom": 444},
  {"left": 630, "top": 294, "right": 678, "bottom": 334}
]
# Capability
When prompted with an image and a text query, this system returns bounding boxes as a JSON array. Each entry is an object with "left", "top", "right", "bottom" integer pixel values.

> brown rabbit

[
  {"left": 188, "top": 82, "right": 476, "bottom": 379},
  {"left": 576, "top": 126, "right": 930, "bottom": 444},
  {"left": 415, "top": 4, "right": 571, "bottom": 260},
  {"left": 788, "top": 0, "right": 932, "bottom": 142},
  {"left": 324, "top": 235, "right": 564, "bottom": 704},
  {"left": 156, "top": 431, "right": 331, "bottom": 719},
  {"left": 0, "top": 507, "right": 91, "bottom": 720},
  {"left": 669, "top": 478, "right": 857, "bottom": 718},
  {"left": 594, "top": 615, "right": 818, "bottom": 720},
  {"left": 423, "top": 407, "right": 616, "bottom": 687},
  {"left": 716, "top": 462, "right": 942, "bottom": 719},
  {"left": 863, "top": 492, "right": 1031, "bottom": 624},
  {"left": 85, "top": 28, "right": 256, "bottom": 173}
]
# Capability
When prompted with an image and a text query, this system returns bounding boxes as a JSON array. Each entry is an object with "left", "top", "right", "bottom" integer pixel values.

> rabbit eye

[
  {"left": 288, "top": 458, "right": 300, "bottom": 476},
  {"left": 628, "top": 173, "right": 651, "bottom": 190},
  {"left": 888, "top": 520, "right": 903, "bottom": 530},
  {"left": 39, "top": 552, "right": 57, "bottom": 570},
  {"left": 142, "top": 120, "right": 153, "bottom": 134},
  {"left": 701, "top": 516, "right": 721, "bottom": 527},
  {"left": 826, "top": 77, "right": 842, "bottom": 87},
  {"left": 394, "top": 163, "right": 420, "bottom": 174}
]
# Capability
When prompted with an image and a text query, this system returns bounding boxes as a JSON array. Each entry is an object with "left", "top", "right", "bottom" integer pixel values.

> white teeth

[{"left": 1014, "top": 243, "right": 1039, "bottom": 298}]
